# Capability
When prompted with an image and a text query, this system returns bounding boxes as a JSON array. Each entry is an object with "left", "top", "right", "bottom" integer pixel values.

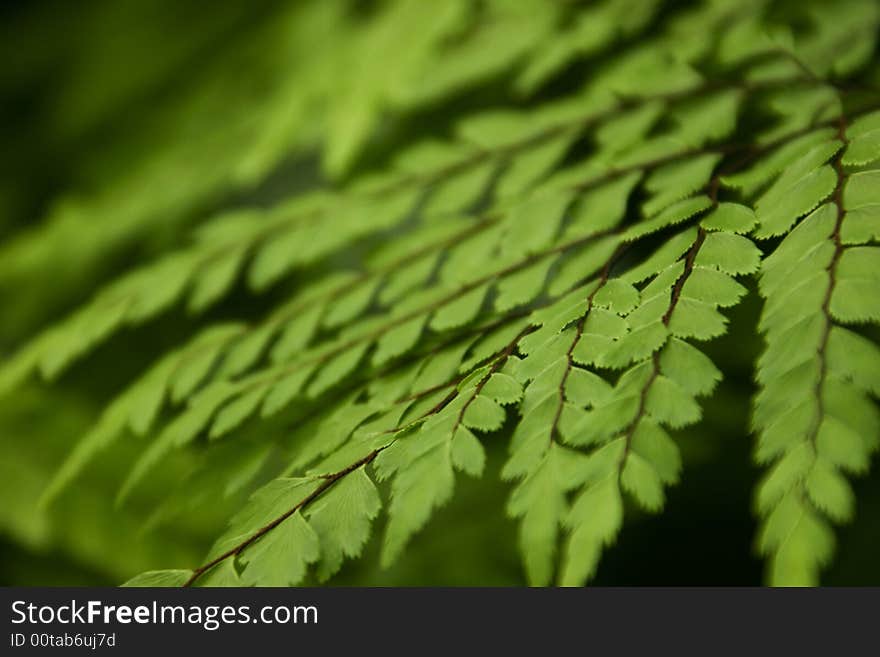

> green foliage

[{"left": 1, "top": 0, "right": 879, "bottom": 587}]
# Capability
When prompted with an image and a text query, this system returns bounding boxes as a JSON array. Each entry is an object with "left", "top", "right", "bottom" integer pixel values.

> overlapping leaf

[{"left": 1, "top": 0, "right": 877, "bottom": 587}]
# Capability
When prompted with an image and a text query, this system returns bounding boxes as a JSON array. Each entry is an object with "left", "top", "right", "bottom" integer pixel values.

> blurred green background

[{"left": 0, "top": 0, "right": 877, "bottom": 586}]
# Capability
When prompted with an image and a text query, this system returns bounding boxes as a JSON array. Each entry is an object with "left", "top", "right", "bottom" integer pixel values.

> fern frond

[
  {"left": 2, "top": 0, "right": 879, "bottom": 587},
  {"left": 751, "top": 116, "right": 880, "bottom": 585}
]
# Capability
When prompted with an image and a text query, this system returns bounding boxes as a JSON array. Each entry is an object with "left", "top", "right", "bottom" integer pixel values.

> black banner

[{"left": 2, "top": 587, "right": 877, "bottom": 654}]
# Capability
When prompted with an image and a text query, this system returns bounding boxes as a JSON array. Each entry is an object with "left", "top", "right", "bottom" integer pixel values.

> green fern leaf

[{"left": 2, "top": 0, "right": 879, "bottom": 589}]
